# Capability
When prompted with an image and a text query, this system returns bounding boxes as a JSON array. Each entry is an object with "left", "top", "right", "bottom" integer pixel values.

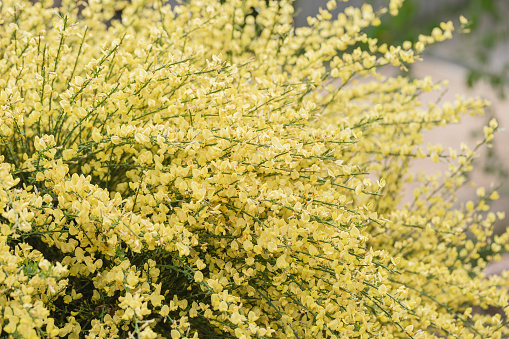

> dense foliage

[{"left": 0, "top": 0, "right": 508, "bottom": 338}]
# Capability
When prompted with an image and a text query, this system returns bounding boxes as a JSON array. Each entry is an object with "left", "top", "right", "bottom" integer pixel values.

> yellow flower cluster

[{"left": 0, "top": 0, "right": 507, "bottom": 338}]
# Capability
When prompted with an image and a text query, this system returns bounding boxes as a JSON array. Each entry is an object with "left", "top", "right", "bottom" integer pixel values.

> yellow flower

[{"left": 0, "top": 0, "right": 507, "bottom": 338}]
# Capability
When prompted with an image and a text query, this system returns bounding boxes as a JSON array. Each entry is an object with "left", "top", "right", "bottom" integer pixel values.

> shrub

[{"left": 0, "top": 0, "right": 508, "bottom": 338}]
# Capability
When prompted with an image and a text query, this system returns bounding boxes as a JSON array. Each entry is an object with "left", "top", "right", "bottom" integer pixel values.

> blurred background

[
  {"left": 296, "top": 0, "right": 509, "bottom": 240},
  {"left": 294, "top": 0, "right": 509, "bottom": 97},
  {"left": 293, "top": 0, "right": 509, "bottom": 276}
]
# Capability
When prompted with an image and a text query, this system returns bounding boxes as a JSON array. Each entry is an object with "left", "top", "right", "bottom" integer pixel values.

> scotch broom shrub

[{"left": 0, "top": 0, "right": 508, "bottom": 338}]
